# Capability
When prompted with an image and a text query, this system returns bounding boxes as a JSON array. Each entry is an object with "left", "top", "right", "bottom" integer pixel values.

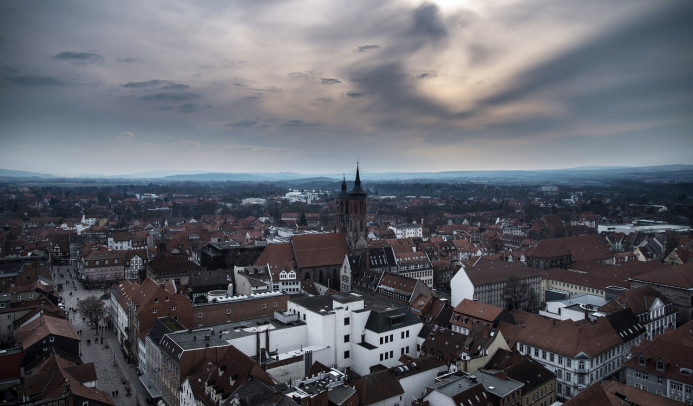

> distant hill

[
  {"left": 0, "top": 169, "right": 55, "bottom": 179},
  {"left": 0, "top": 165, "right": 692, "bottom": 184}
]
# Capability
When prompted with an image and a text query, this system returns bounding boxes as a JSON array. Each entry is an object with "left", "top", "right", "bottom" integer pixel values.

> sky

[{"left": 1, "top": 0, "right": 692, "bottom": 177}]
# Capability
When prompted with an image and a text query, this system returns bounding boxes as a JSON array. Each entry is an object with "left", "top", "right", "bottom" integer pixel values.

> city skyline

[{"left": 1, "top": 0, "right": 692, "bottom": 177}]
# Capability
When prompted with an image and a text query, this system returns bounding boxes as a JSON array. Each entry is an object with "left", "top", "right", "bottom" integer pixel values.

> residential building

[
  {"left": 599, "top": 285, "right": 677, "bottom": 340},
  {"left": 624, "top": 320, "right": 693, "bottom": 404},
  {"left": 450, "top": 258, "right": 542, "bottom": 310},
  {"left": 504, "top": 309, "right": 646, "bottom": 401},
  {"left": 629, "top": 263, "right": 693, "bottom": 324}
]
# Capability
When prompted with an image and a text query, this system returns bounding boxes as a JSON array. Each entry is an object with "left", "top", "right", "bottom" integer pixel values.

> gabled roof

[
  {"left": 365, "top": 308, "right": 421, "bottom": 334},
  {"left": 15, "top": 314, "right": 80, "bottom": 350},
  {"left": 354, "top": 370, "right": 404, "bottom": 404},
  {"left": 598, "top": 285, "right": 674, "bottom": 315},
  {"left": 529, "top": 234, "right": 612, "bottom": 262},
  {"left": 254, "top": 243, "right": 295, "bottom": 268},
  {"left": 462, "top": 258, "right": 541, "bottom": 286},
  {"left": 453, "top": 299, "right": 504, "bottom": 324},
  {"left": 291, "top": 233, "right": 348, "bottom": 268},
  {"left": 630, "top": 263, "right": 693, "bottom": 289},
  {"left": 512, "top": 312, "right": 636, "bottom": 358},
  {"left": 22, "top": 355, "right": 114, "bottom": 405}
]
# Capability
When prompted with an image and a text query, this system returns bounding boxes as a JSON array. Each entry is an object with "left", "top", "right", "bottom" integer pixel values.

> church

[{"left": 335, "top": 164, "right": 368, "bottom": 250}]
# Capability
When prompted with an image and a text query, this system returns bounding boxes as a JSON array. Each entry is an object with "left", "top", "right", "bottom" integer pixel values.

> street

[{"left": 52, "top": 265, "right": 149, "bottom": 406}]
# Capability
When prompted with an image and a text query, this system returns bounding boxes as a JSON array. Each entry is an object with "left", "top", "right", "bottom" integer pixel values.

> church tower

[{"left": 335, "top": 164, "right": 368, "bottom": 249}]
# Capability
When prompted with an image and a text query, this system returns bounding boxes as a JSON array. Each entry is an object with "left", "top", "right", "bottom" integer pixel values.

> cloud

[
  {"left": 357, "top": 45, "right": 380, "bottom": 52},
  {"left": 321, "top": 78, "right": 341, "bottom": 85},
  {"left": 178, "top": 103, "right": 212, "bottom": 113},
  {"left": 408, "top": 3, "right": 447, "bottom": 45},
  {"left": 1, "top": 73, "right": 64, "bottom": 86},
  {"left": 121, "top": 80, "right": 189, "bottom": 90},
  {"left": 140, "top": 92, "right": 200, "bottom": 101},
  {"left": 415, "top": 71, "right": 437, "bottom": 80},
  {"left": 53, "top": 51, "right": 104, "bottom": 64},
  {"left": 346, "top": 91, "right": 365, "bottom": 98},
  {"left": 117, "top": 57, "right": 140, "bottom": 63},
  {"left": 289, "top": 71, "right": 315, "bottom": 80},
  {"left": 281, "top": 119, "right": 320, "bottom": 127},
  {"left": 118, "top": 131, "right": 135, "bottom": 139},
  {"left": 173, "top": 139, "right": 201, "bottom": 147},
  {"left": 224, "top": 119, "right": 259, "bottom": 127}
]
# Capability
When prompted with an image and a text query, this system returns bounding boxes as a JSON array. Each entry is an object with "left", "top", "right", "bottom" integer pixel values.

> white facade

[
  {"left": 392, "top": 224, "right": 423, "bottom": 239},
  {"left": 288, "top": 294, "right": 422, "bottom": 376},
  {"left": 450, "top": 265, "right": 474, "bottom": 308}
]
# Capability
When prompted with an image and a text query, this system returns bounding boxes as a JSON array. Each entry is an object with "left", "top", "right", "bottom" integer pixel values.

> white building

[{"left": 287, "top": 293, "right": 423, "bottom": 375}]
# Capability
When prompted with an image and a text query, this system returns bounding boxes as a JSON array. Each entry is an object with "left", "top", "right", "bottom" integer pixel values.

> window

[
  {"left": 401, "top": 331, "right": 405, "bottom": 339},
  {"left": 171, "top": 305, "right": 176, "bottom": 311},
  {"left": 656, "top": 360, "right": 665, "bottom": 371},
  {"left": 152, "top": 308, "right": 157, "bottom": 313},
  {"left": 380, "top": 337, "right": 384, "bottom": 345},
  {"left": 380, "top": 353, "right": 384, "bottom": 361},
  {"left": 389, "top": 350, "right": 393, "bottom": 358},
  {"left": 567, "top": 359, "right": 572, "bottom": 368},
  {"left": 542, "top": 350, "right": 547, "bottom": 359},
  {"left": 406, "top": 330, "right": 409, "bottom": 338},
  {"left": 534, "top": 348, "right": 539, "bottom": 357},
  {"left": 344, "top": 350, "right": 350, "bottom": 359},
  {"left": 273, "top": 302, "right": 277, "bottom": 308},
  {"left": 262, "top": 304, "right": 266, "bottom": 309},
  {"left": 638, "top": 355, "right": 646, "bottom": 366},
  {"left": 227, "top": 309, "right": 231, "bottom": 315},
  {"left": 550, "top": 353, "right": 555, "bottom": 362},
  {"left": 154, "top": 298, "right": 158, "bottom": 303},
  {"left": 344, "top": 334, "right": 350, "bottom": 343},
  {"left": 519, "top": 344, "right": 525, "bottom": 352},
  {"left": 344, "top": 317, "right": 350, "bottom": 325},
  {"left": 566, "top": 372, "right": 571, "bottom": 381},
  {"left": 49, "top": 336, "right": 55, "bottom": 342},
  {"left": 198, "top": 312, "right": 203, "bottom": 319},
  {"left": 671, "top": 382, "right": 683, "bottom": 392}
]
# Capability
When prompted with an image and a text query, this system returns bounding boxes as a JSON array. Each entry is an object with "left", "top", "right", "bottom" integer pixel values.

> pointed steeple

[{"left": 349, "top": 162, "right": 366, "bottom": 196}]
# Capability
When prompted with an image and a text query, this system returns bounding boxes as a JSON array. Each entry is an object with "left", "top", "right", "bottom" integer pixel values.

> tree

[
  {"left": 503, "top": 277, "right": 539, "bottom": 312},
  {"left": 77, "top": 295, "right": 107, "bottom": 330}
]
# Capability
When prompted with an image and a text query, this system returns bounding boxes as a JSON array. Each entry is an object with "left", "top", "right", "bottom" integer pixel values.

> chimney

[
  {"left": 204, "top": 335, "right": 210, "bottom": 341},
  {"left": 193, "top": 335, "right": 197, "bottom": 341}
]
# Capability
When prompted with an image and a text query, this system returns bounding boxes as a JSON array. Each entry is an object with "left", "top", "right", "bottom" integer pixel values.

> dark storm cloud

[
  {"left": 140, "top": 92, "right": 200, "bottom": 101},
  {"left": 408, "top": 3, "right": 447, "bottom": 45},
  {"left": 117, "top": 57, "right": 140, "bottom": 63},
  {"left": 53, "top": 51, "right": 104, "bottom": 64},
  {"left": 357, "top": 45, "right": 380, "bottom": 52},
  {"left": 321, "top": 78, "right": 341, "bottom": 85},
  {"left": 477, "top": 2, "right": 693, "bottom": 113},
  {"left": 121, "top": 80, "right": 189, "bottom": 90}
]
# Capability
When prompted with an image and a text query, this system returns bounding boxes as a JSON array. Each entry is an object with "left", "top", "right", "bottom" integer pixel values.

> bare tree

[
  {"left": 77, "top": 295, "right": 107, "bottom": 330},
  {"left": 503, "top": 277, "right": 539, "bottom": 312}
]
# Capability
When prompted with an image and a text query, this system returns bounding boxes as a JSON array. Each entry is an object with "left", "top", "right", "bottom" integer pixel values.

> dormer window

[
  {"left": 154, "top": 298, "right": 158, "bottom": 304},
  {"left": 638, "top": 355, "right": 647, "bottom": 366},
  {"left": 656, "top": 360, "right": 665, "bottom": 371}
]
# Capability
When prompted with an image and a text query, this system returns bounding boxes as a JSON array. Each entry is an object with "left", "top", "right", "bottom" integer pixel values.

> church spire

[{"left": 354, "top": 162, "right": 361, "bottom": 186}]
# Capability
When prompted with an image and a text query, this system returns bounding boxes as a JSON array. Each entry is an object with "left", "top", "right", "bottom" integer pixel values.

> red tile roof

[{"left": 292, "top": 233, "right": 348, "bottom": 268}]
